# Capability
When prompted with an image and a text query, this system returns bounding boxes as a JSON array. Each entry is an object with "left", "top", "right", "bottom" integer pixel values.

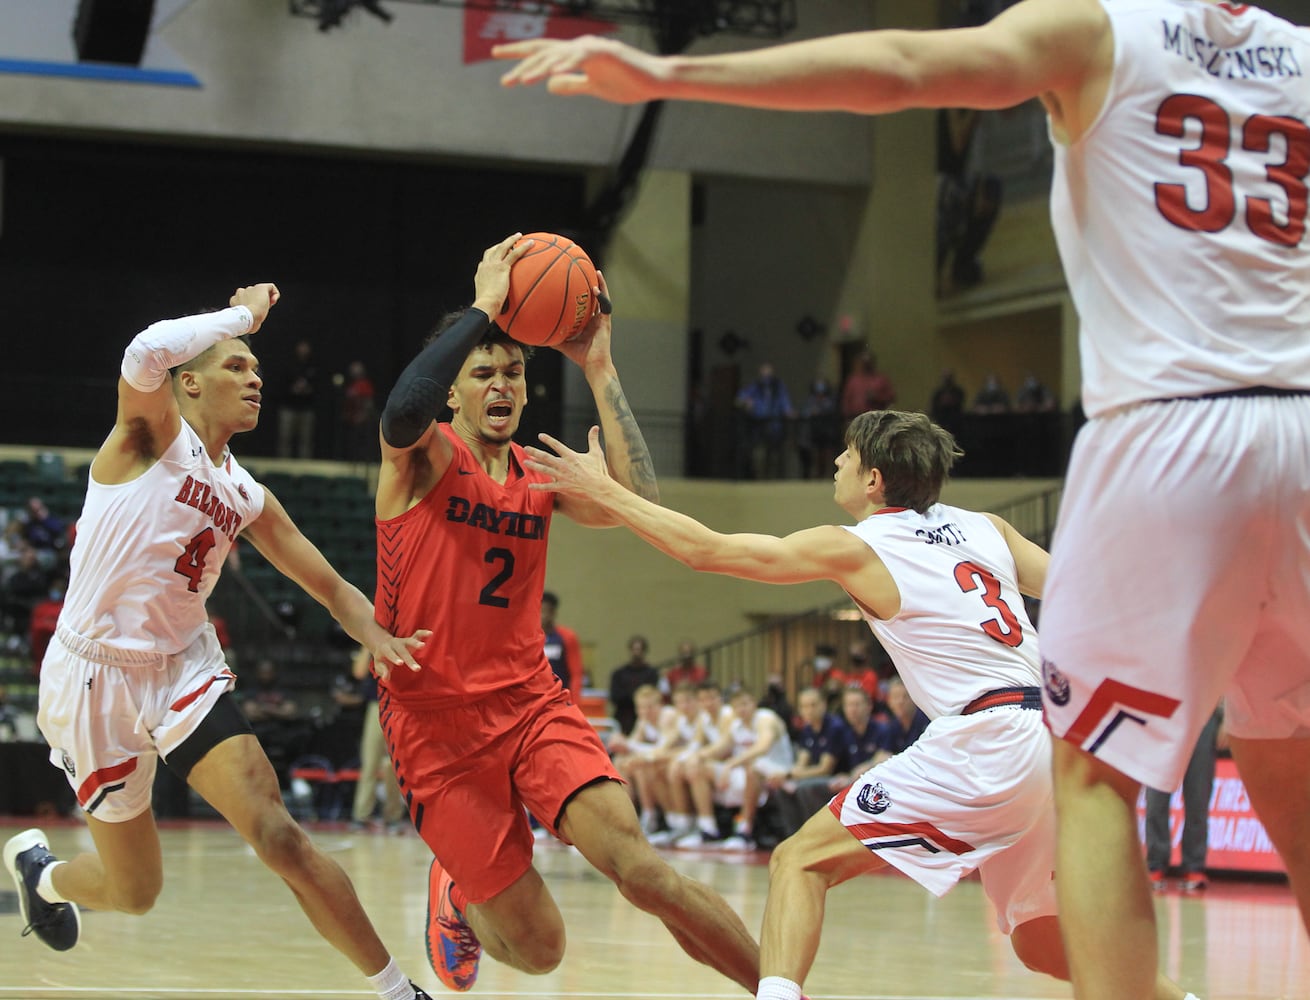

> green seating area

[{"left": 234, "top": 470, "right": 378, "bottom": 640}]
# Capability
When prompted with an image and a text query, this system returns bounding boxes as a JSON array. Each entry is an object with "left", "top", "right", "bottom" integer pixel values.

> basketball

[{"left": 499, "top": 232, "right": 598, "bottom": 347}]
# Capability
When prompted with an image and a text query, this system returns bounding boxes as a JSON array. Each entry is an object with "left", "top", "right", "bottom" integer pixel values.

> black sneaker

[
  {"left": 411, "top": 983, "right": 433, "bottom": 999},
  {"left": 4, "top": 828, "right": 81, "bottom": 951}
]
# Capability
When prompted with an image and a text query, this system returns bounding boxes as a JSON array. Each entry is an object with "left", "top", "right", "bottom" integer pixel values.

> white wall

[{"left": 0, "top": 0, "right": 875, "bottom": 185}]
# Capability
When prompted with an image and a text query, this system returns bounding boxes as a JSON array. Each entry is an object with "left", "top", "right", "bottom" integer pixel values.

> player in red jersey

[{"left": 374, "top": 233, "right": 759, "bottom": 993}]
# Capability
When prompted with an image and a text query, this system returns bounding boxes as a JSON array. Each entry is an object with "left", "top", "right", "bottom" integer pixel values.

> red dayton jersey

[{"left": 376, "top": 423, "right": 556, "bottom": 707}]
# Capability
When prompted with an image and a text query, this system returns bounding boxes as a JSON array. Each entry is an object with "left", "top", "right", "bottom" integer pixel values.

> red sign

[
  {"left": 463, "top": 4, "right": 617, "bottom": 65},
  {"left": 1136, "top": 759, "right": 1285, "bottom": 873}
]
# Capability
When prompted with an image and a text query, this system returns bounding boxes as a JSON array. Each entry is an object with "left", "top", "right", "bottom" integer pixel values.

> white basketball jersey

[
  {"left": 842, "top": 505, "right": 1040, "bottom": 719},
  {"left": 729, "top": 708, "right": 794, "bottom": 772},
  {"left": 61, "top": 421, "right": 265, "bottom": 654},
  {"left": 1050, "top": 0, "right": 1310, "bottom": 416}
]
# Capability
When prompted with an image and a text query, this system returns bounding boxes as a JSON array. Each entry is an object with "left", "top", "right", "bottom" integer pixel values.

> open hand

[
  {"left": 494, "top": 36, "right": 665, "bottom": 105},
  {"left": 524, "top": 426, "right": 613, "bottom": 497},
  {"left": 369, "top": 628, "right": 432, "bottom": 681}
]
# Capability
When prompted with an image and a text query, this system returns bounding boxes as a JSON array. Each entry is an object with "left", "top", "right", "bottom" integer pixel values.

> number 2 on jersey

[
  {"left": 174, "top": 527, "right": 216, "bottom": 593},
  {"left": 479, "top": 547, "right": 515, "bottom": 608},
  {"left": 953, "top": 560, "right": 1023, "bottom": 648}
]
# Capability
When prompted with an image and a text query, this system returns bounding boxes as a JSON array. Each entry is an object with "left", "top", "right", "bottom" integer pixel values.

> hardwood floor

[{"left": 0, "top": 820, "right": 1305, "bottom": 999}]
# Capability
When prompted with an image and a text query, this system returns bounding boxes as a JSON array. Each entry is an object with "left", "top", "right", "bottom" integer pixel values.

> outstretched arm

[
  {"left": 527, "top": 426, "right": 873, "bottom": 589},
  {"left": 496, "top": 0, "right": 1109, "bottom": 123}
]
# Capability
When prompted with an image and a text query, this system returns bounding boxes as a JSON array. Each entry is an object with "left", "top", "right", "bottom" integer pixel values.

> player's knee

[
  {"left": 768, "top": 830, "right": 803, "bottom": 879},
  {"left": 612, "top": 850, "right": 679, "bottom": 913},
  {"left": 249, "top": 812, "right": 313, "bottom": 875},
  {"left": 1010, "top": 918, "right": 1069, "bottom": 980},
  {"left": 109, "top": 876, "right": 162, "bottom": 915},
  {"left": 516, "top": 936, "right": 565, "bottom": 975}
]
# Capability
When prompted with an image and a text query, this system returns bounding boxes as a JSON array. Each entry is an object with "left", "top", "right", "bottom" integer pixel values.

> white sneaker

[
  {"left": 673, "top": 830, "right": 705, "bottom": 848},
  {"left": 713, "top": 834, "right": 755, "bottom": 851},
  {"left": 647, "top": 828, "right": 682, "bottom": 846}
]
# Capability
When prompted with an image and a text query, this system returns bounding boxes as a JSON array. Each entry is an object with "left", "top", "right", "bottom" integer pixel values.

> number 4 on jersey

[{"left": 174, "top": 527, "right": 216, "bottom": 593}]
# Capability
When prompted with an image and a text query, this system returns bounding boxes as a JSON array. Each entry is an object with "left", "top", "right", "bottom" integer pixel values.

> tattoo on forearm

[{"left": 604, "top": 380, "right": 659, "bottom": 502}]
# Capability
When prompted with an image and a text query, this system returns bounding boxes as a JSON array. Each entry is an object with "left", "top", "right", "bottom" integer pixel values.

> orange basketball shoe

[{"left": 425, "top": 858, "right": 481, "bottom": 992}]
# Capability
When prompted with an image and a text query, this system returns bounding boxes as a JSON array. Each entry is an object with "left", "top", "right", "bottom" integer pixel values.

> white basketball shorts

[
  {"left": 1041, "top": 393, "right": 1310, "bottom": 791},
  {"left": 37, "top": 623, "right": 235, "bottom": 822},
  {"left": 831, "top": 706, "right": 1056, "bottom": 934}
]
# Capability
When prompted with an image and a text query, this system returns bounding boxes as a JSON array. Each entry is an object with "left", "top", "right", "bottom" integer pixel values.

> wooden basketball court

[{"left": 0, "top": 819, "right": 1305, "bottom": 999}]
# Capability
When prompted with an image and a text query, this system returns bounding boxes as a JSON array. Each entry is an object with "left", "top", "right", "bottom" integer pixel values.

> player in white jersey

[
  {"left": 497, "top": 4, "right": 1310, "bottom": 995},
  {"left": 523, "top": 409, "right": 1195, "bottom": 1000},
  {"left": 2, "top": 285, "right": 434, "bottom": 1000},
  {"left": 607, "top": 683, "right": 672, "bottom": 833},
  {"left": 704, "top": 688, "right": 794, "bottom": 850}
]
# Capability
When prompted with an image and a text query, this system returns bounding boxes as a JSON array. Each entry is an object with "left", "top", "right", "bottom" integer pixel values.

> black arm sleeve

[{"left": 380, "top": 308, "right": 492, "bottom": 448}]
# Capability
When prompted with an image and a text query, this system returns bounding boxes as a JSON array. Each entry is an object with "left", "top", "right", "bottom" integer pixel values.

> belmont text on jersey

[
  {"left": 174, "top": 474, "right": 244, "bottom": 541},
  {"left": 445, "top": 495, "right": 546, "bottom": 540},
  {"left": 1162, "top": 17, "right": 1304, "bottom": 80}
]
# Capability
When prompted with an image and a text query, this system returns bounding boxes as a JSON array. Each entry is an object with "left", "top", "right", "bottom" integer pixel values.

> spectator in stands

[
  {"left": 797, "top": 378, "right": 842, "bottom": 479},
  {"left": 541, "top": 591, "right": 583, "bottom": 702},
  {"left": 809, "top": 643, "right": 847, "bottom": 714},
  {"left": 830, "top": 686, "right": 887, "bottom": 789},
  {"left": 344, "top": 646, "right": 406, "bottom": 833},
  {"left": 1015, "top": 372, "right": 1057, "bottom": 414},
  {"left": 19, "top": 498, "right": 66, "bottom": 571},
  {"left": 760, "top": 673, "right": 797, "bottom": 739},
  {"left": 242, "top": 658, "right": 300, "bottom": 724},
  {"left": 928, "top": 368, "right": 967, "bottom": 438},
  {"left": 609, "top": 634, "right": 658, "bottom": 735},
  {"left": 872, "top": 676, "right": 929, "bottom": 761},
  {"left": 0, "top": 518, "right": 25, "bottom": 580},
  {"left": 241, "top": 658, "right": 309, "bottom": 789},
  {"left": 663, "top": 639, "right": 708, "bottom": 694},
  {"left": 2, "top": 545, "right": 50, "bottom": 634},
  {"left": 840, "top": 351, "right": 895, "bottom": 426},
  {"left": 845, "top": 640, "right": 882, "bottom": 703},
  {"left": 277, "top": 339, "right": 319, "bottom": 460},
  {"left": 736, "top": 361, "right": 795, "bottom": 480},
  {"left": 0, "top": 685, "right": 18, "bottom": 742},
  {"left": 970, "top": 373, "right": 1011, "bottom": 415},
  {"left": 28, "top": 576, "right": 65, "bottom": 674},
  {"left": 772, "top": 687, "right": 847, "bottom": 839},
  {"left": 341, "top": 360, "right": 378, "bottom": 463},
  {"left": 1146, "top": 707, "right": 1225, "bottom": 893}
]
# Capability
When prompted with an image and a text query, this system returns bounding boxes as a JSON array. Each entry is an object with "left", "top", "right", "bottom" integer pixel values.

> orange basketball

[{"left": 499, "top": 232, "right": 598, "bottom": 347}]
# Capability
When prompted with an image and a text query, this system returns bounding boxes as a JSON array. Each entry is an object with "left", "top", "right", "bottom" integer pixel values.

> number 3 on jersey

[
  {"left": 1155, "top": 94, "right": 1310, "bottom": 246},
  {"left": 174, "top": 527, "right": 216, "bottom": 593},
  {"left": 953, "top": 560, "right": 1023, "bottom": 648}
]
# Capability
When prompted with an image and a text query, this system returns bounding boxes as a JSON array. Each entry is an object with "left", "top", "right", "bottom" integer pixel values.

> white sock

[
  {"left": 757, "top": 975, "right": 802, "bottom": 1000},
  {"left": 366, "top": 956, "right": 413, "bottom": 1000},
  {"left": 698, "top": 816, "right": 719, "bottom": 836},
  {"left": 667, "top": 812, "right": 690, "bottom": 832},
  {"left": 735, "top": 819, "right": 751, "bottom": 836},
  {"left": 1183, "top": 994, "right": 1202, "bottom": 1000},
  {"left": 640, "top": 808, "right": 657, "bottom": 826},
  {"left": 36, "top": 860, "right": 68, "bottom": 904}
]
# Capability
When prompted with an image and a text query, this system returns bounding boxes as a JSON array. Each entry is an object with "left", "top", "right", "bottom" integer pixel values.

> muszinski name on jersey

[
  {"left": 1162, "top": 18, "right": 1303, "bottom": 79},
  {"left": 445, "top": 495, "right": 545, "bottom": 540},
  {"left": 174, "top": 475, "right": 244, "bottom": 541}
]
